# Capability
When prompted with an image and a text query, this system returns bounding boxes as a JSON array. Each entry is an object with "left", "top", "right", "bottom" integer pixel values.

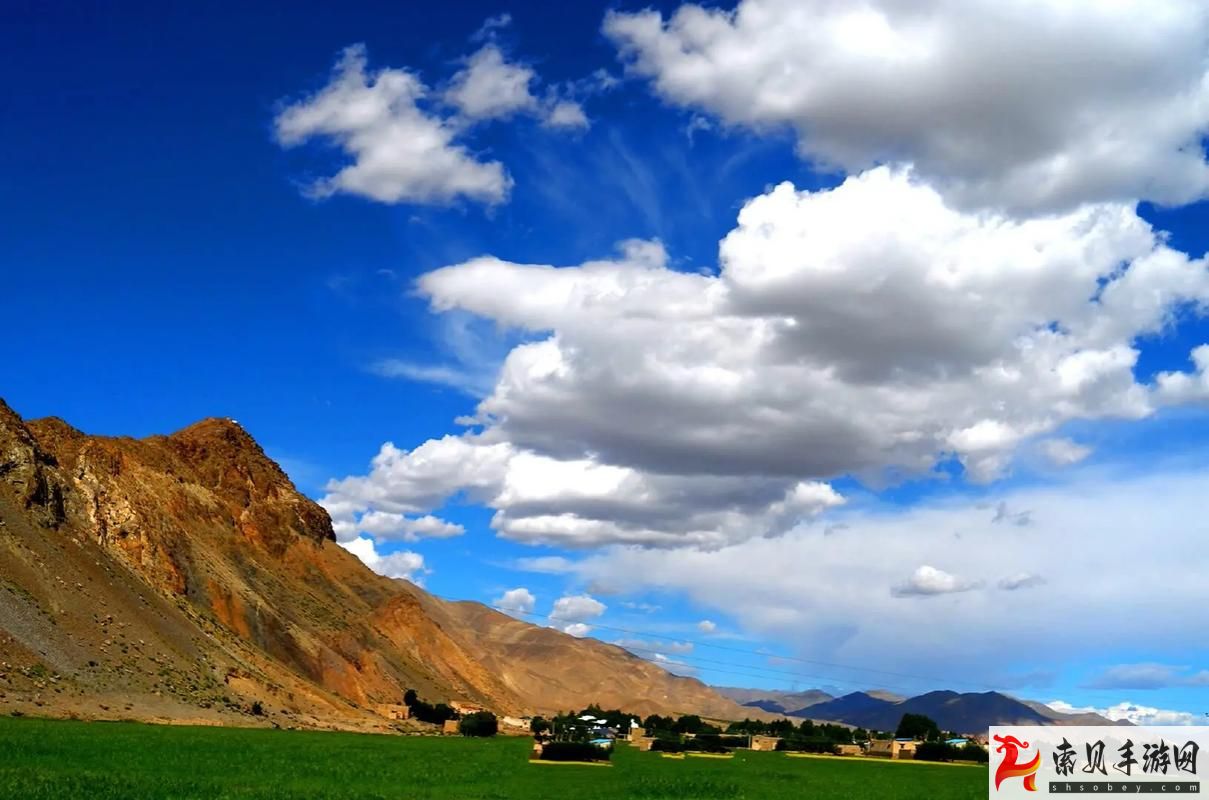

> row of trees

[
  {"left": 402, "top": 689, "right": 457, "bottom": 725},
  {"left": 725, "top": 717, "right": 869, "bottom": 744},
  {"left": 643, "top": 713, "right": 721, "bottom": 735},
  {"left": 402, "top": 689, "right": 497, "bottom": 737}
]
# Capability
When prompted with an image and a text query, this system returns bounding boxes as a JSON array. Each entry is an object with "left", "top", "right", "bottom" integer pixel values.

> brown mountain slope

[
  {"left": 430, "top": 599, "right": 768, "bottom": 718},
  {"left": 0, "top": 400, "right": 761, "bottom": 728}
]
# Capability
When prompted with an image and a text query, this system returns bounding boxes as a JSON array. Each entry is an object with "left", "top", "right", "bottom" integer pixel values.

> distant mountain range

[{"left": 715, "top": 687, "right": 1122, "bottom": 733}]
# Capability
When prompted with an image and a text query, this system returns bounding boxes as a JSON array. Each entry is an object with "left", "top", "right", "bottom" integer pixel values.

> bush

[
  {"left": 650, "top": 739, "right": 687, "bottom": 753},
  {"left": 250, "top": 701, "right": 264, "bottom": 716},
  {"left": 914, "top": 741, "right": 986, "bottom": 763},
  {"left": 777, "top": 738, "right": 839, "bottom": 754},
  {"left": 403, "top": 690, "right": 458, "bottom": 725},
  {"left": 540, "top": 741, "right": 611, "bottom": 762},
  {"left": 458, "top": 711, "right": 498, "bottom": 737},
  {"left": 959, "top": 743, "right": 989, "bottom": 763},
  {"left": 690, "top": 734, "right": 743, "bottom": 753}
]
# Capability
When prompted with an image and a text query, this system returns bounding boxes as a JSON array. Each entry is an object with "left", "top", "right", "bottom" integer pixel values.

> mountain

[
  {"left": 1021, "top": 700, "right": 1126, "bottom": 727},
  {"left": 799, "top": 690, "right": 1117, "bottom": 733},
  {"left": 714, "top": 686, "right": 834, "bottom": 714},
  {"left": 794, "top": 691, "right": 897, "bottom": 723},
  {"left": 0, "top": 400, "right": 765, "bottom": 730}
]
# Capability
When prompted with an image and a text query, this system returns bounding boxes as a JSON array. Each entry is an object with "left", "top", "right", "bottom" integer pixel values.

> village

[{"left": 374, "top": 694, "right": 990, "bottom": 766}]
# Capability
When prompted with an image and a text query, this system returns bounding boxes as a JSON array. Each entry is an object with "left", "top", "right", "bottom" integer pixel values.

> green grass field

[{"left": 0, "top": 716, "right": 985, "bottom": 799}]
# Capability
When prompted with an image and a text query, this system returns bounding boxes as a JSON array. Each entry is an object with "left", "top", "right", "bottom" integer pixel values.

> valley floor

[{"left": 0, "top": 716, "right": 985, "bottom": 799}]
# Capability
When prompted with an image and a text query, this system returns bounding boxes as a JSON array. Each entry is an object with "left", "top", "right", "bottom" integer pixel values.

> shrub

[
  {"left": 250, "top": 701, "right": 264, "bottom": 716},
  {"left": 915, "top": 741, "right": 989, "bottom": 762},
  {"left": 458, "top": 711, "right": 498, "bottom": 737},
  {"left": 690, "top": 734, "right": 742, "bottom": 753},
  {"left": 777, "top": 738, "right": 839, "bottom": 754},
  {"left": 650, "top": 739, "right": 687, "bottom": 753},
  {"left": 540, "top": 741, "right": 611, "bottom": 762}
]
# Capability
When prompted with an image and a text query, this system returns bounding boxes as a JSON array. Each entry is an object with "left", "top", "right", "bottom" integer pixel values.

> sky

[{"left": 3, "top": 0, "right": 1209, "bottom": 725}]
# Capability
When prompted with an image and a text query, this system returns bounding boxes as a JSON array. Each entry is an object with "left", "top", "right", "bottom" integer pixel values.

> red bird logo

[{"left": 994, "top": 734, "right": 1041, "bottom": 792}]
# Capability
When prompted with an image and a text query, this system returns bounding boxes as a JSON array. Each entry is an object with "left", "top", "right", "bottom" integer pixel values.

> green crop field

[{"left": 0, "top": 716, "right": 985, "bottom": 799}]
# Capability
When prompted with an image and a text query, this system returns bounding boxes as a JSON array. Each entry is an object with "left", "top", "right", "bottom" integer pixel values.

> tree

[
  {"left": 895, "top": 713, "right": 941, "bottom": 742},
  {"left": 459, "top": 711, "right": 498, "bottom": 737},
  {"left": 403, "top": 689, "right": 418, "bottom": 707},
  {"left": 643, "top": 714, "right": 672, "bottom": 732},
  {"left": 530, "top": 716, "right": 549, "bottom": 736}
]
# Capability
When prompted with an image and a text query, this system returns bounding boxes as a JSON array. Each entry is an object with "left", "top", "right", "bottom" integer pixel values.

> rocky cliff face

[{"left": 0, "top": 400, "right": 759, "bottom": 730}]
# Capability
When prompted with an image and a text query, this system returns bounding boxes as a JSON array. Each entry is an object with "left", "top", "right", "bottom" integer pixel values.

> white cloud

[
  {"left": 561, "top": 622, "right": 593, "bottom": 638},
  {"left": 355, "top": 511, "right": 464, "bottom": 541},
  {"left": 542, "top": 100, "right": 589, "bottom": 130},
  {"left": 696, "top": 619, "right": 717, "bottom": 634},
  {"left": 1048, "top": 700, "right": 1201, "bottom": 727},
  {"left": 369, "top": 359, "right": 496, "bottom": 398},
  {"left": 1038, "top": 438, "right": 1093, "bottom": 467},
  {"left": 445, "top": 45, "right": 539, "bottom": 122},
  {"left": 604, "top": 0, "right": 1209, "bottom": 211},
  {"left": 556, "top": 467, "right": 1209, "bottom": 689},
  {"left": 338, "top": 536, "right": 426, "bottom": 583},
  {"left": 891, "top": 565, "right": 981, "bottom": 598},
  {"left": 492, "top": 587, "right": 536, "bottom": 616},
  {"left": 323, "top": 168, "right": 1209, "bottom": 548},
  {"left": 615, "top": 637, "right": 693, "bottom": 656},
  {"left": 274, "top": 45, "right": 511, "bottom": 205},
  {"left": 550, "top": 594, "right": 606, "bottom": 623},
  {"left": 1083, "top": 663, "right": 1209, "bottom": 691},
  {"left": 513, "top": 555, "right": 575, "bottom": 574},
  {"left": 471, "top": 13, "right": 512, "bottom": 43},
  {"left": 1156, "top": 345, "right": 1209, "bottom": 404},
  {"left": 997, "top": 573, "right": 1046, "bottom": 592}
]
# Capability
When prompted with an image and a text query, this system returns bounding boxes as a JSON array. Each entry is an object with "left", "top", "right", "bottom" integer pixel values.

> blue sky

[{"left": 4, "top": 1, "right": 1209, "bottom": 724}]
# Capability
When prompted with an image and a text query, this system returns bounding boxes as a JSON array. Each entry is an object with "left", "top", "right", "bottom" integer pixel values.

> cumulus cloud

[
  {"left": 445, "top": 44, "right": 539, "bottom": 122},
  {"left": 354, "top": 511, "right": 464, "bottom": 541},
  {"left": 696, "top": 619, "right": 717, "bottom": 634},
  {"left": 1156, "top": 345, "right": 1209, "bottom": 404},
  {"left": 604, "top": 0, "right": 1209, "bottom": 211},
  {"left": 550, "top": 594, "right": 606, "bottom": 622},
  {"left": 1083, "top": 663, "right": 1209, "bottom": 691},
  {"left": 274, "top": 45, "right": 511, "bottom": 205},
  {"left": 1048, "top": 700, "right": 1201, "bottom": 727},
  {"left": 550, "top": 593, "right": 606, "bottom": 635},
  {"left": 275, "top": 37, "right": 592, "bottom": 206},
  {"left": 323, "top": 168, "right": 1209, "bottom": 548},
  {"left": 891, "top": 565, "right": 981, "bottom": 598},
  {"left": 339, "top": 536, "right": 426, "bottom": 583},
  {"left": 442, "top": 44, "right": 592, "bottom": 130},
  {"left": 542, "top": 100, "right": 589, "bottom": 130},
  {"left": 492, "top": 587, "right": 536, "bottom": 616}
]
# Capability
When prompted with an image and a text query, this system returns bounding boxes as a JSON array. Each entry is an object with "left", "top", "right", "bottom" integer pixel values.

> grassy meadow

[{"left": 0, "top": 716, "right": 985, "bottom": 799}]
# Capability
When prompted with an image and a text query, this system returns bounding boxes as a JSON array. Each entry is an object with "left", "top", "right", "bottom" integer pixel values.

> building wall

[
  {"left": 750, "top": 736, "right": 780, "bottom": 752},
  {"left": 373, "top": 704, "right": 410, "bottom": 721}
]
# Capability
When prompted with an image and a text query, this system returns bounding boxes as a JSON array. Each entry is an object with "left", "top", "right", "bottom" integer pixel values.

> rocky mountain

[
  {"left": 781, "top": 689, "right": 1117, "bottom": 732},
  {"left": 0, "top": 400, "right": 764, "bottom": 731},
  {"left": 714, "top": 686, "right": 834, "bottom": 715}
]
